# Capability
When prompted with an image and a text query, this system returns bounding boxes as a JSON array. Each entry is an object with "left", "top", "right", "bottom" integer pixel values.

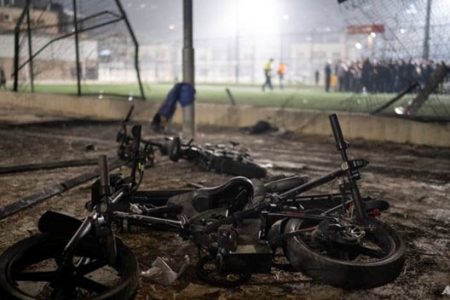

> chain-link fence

[
  {"left": 337, "top": 0, "right": 450, "bottom": 121},
  {"left": 7, "top": 0, "right": 145, "bottom": 99}
]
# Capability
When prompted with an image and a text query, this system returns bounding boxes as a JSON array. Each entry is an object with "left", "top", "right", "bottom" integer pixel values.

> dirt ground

[{"left": 0, "top": 106, "right": 449, "bottom": 300}]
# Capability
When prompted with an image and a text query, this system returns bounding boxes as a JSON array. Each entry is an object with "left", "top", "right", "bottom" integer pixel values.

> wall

[{"left": 0, "top": 91, "right": 448, "bottom": 147}]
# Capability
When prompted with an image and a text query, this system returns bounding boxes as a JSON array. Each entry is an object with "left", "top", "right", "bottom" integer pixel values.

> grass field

[
  {"left": 16, "top": 82, "right": 450, "bottom": 117},
  {"left": 31, "top": 83, "right": 358, "bottom": 110}
]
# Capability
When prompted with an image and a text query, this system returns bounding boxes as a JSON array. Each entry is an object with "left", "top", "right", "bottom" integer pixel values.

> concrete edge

[{"left": 1, "top": 91, "right": 449, "bottom": 147}]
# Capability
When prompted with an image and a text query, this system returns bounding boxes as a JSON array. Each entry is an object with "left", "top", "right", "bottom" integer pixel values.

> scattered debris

[
  {"left": 85, "top": 144, "right": 96, "bottom": 151},
  {"left": 141, "top": 255, "right": 190, "bottom": 285},
  {"left": 245, "top": 120, "right": 278, "bottom": 135}
]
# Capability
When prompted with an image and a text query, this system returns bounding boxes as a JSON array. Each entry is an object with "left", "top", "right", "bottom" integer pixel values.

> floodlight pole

[
  {"left": 235, "top": 0, "right": 240, "bottom": 84},
  {"left": 72, "top": 0, "right": 82, "bottom": 96},
  {"left": 423, "top": 0, "right": 432, "bottom": 60},
  {"left": 182, "top": 0, "right": 196, "bottom": 137}
]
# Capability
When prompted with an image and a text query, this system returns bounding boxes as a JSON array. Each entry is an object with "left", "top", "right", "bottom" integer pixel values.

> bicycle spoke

[{"left": 14, "top": 271, "right": 58, "bottom": 281}]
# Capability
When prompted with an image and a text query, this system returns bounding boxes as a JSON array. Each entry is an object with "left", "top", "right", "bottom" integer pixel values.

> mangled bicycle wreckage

[
  {"left": 116, "top": 105, "right": 267, "bottom": 178},
  {"left": 0, "top": 114, "right": 405, "bottom": 299}
]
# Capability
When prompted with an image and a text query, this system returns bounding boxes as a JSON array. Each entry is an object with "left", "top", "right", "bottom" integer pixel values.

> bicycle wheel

[
  {"left": 284, "top": 218, "right": 405, "bottom": 289},
  {"left": 0, "top": 234, "right": 139, "bottom": 299}
]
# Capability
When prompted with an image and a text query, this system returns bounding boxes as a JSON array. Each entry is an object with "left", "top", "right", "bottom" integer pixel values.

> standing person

[
  {"left": 277, "top": 62, "right": 286, "bottom": 89},
  {"left": 337, "top": 60, "right": 348, "bottom": 92},
  {"left": 262, "top": 58, "right": 274, "bottom": 92},
  {"left": 361, "top": 58, "right": 371, "bottom": 93},
  {"left": 324, "top": 62, "right": 331, "bottom": 92},
  {"left": 315, "top": 70, "right": 320, "bottom": 86},
  {"left": 0, "top": 65, "right": 6, "bottom": 90}
]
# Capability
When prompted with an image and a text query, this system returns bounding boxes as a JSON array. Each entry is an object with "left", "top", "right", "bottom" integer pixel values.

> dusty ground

[{"left": 0, "top": 106, "right": 449, "bottom": 300}]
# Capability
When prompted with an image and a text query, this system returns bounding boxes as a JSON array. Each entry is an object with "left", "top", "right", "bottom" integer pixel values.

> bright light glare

[
  {"left": 370, "top": 32, "right": 377, "bottom": 38},
  {"left": 355, "top": 42, "right": 362, "bottom": 50},
  {"left": 238, "top": 0, "right": 280, "bottom": 34}
]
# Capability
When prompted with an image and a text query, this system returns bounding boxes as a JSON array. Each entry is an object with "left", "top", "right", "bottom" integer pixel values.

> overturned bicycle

[
  {"left": 116, "top": 105, "right": 267, "bottom": 178},
  {"left": 0, "top": 114, "right": 405, "bottom": 299}
]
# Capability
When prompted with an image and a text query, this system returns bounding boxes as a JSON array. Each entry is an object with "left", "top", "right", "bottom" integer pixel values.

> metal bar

[
  {"left": 0, "top": 159, "right": 98, "bottom": 175},
  {"left": 371, "top": 81, "right": 419, "bottom": 115},
  {"left": 99, "top": 155, "right": 110, "bottom": 196},
  {"left": 113, "top": 211, "right": 184, "bottom": 228},
  {"left": 234, "top": 0, "right": 240, "bottom": 84},
  {"left": 267, "top": 212, "right": 334, "bottom": 221},
  {"left": 15, "top": 17, "right": 123, "bottom": 74},
  {"left": 12, "top": 0, "right": 30, "bottom": 91},
  {"left": 279, "top": 168, "right": 344, "bottom": 200},
  {"left": 423, "top": 0, "right": 432, "bottom": 60},
  {"left": 0, "top": 160, "right": 124, "bottom": 220},
  {"left": 130, "top": 125, "right": 141, "bottom": 183},
  {"left": 62, "top": 217, "right": 93, "bottom": 254},
  {"left": 17, "top": 10, "right": 122, "bottom": 32},
  {"left": 26, "top": 0, "right": 34, "bottom": 92},
  {"left": 406, "top": 64, "right": 449, "bottom": 115},
  {"left": 72, "top": 0, "right": 82, "bottom": 96},
  {"left": 114, "top": 0, "right": 146, "bottom": 100},
  {"left": 182, "top": 0, "right": 195, "bottom": 137},
  {"left": 225, "top": 88, "right": 236, "bottom": 105}
]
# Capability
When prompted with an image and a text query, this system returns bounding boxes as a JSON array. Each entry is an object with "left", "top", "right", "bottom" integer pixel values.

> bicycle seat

[{"left": 167, "top": 177, "right": 254, "bottom": 218}]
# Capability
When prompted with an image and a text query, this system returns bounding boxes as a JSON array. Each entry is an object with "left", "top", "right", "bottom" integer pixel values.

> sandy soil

[{"left": 0, "top": 108, "right": 449, "bottom": 300}]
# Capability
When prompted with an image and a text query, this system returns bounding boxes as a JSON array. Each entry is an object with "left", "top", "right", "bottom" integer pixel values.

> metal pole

[
  {"left": 182, "top": 0, "right": 195, "bottom": 137},
  {"left": 13, "top": 1, "right": 30, "bottom": 92},
  {"left": 115, "top": 0, "right": 146, "bottom": 100},
  {"left": 26, "top": 0, "right": 34, "bottom": 93},
  {"left": 423, "top": 0, "right": 432, "bottom": 60},
  {"left": 72, "top": 0, "right": 82, "bottom": 96},
  {"left": 235, "top": 0, "right": 239, "bottom": 84}
]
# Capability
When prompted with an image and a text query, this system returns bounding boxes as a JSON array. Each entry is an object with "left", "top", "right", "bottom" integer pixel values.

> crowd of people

[{"left": 324, "top": 58, "right": 446, "bottom": 94}]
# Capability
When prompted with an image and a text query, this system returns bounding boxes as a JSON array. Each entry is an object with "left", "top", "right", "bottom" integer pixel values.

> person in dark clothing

[
  {"left": 0, "top": 65, "right": 6, "bottom": 90},
  {"left": 421, "top": 60, "right": 434, "bottom": 87},
  {"left": 406, "top": 59, "right": 417, "bottom": 86},
  {"left": 324, "top": 63, "right": 331, "bottom": 92},
  {"left": 151, "top": 82, "right": 196, "bottom": 133},
  {"left": 361, "top": 58, "right": 371, "bottom": 93}
]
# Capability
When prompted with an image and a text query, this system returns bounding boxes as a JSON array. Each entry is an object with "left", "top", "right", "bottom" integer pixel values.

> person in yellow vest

[
  {"left": 262, "top": 58, "right": 274, "bottom": 91},
  {"left": 277, "top": 62, "right": 286, "bottom": 89}
]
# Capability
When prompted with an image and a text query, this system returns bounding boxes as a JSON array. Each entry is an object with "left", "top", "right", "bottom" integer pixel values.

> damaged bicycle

[{"left": 0, "top": 114, "right": 405, "bottom": 299}]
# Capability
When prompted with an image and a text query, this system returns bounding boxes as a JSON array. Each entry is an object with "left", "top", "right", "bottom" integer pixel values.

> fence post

[{"left": 72, "top": 0, "right": 82, "bottom": 96}]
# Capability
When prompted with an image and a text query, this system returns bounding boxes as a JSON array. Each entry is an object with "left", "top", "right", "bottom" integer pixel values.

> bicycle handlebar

[{"left": 329, "top": 114, "right": 347, "bottom": 151}]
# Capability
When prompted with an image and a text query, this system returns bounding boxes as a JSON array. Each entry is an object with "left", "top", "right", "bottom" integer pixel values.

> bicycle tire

[
  {"left": 284, "top": 218, "right": 405, "bottom": 289},
  {"left": 0, "top": 234, "right": 139, "bottom": 300}
]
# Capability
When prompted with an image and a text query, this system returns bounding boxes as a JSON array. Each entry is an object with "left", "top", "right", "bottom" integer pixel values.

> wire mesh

[
  {"left": 338, "top": 0, "right": 450, "bottom": 121},
  {"left": 13, "top": 0, "right": 144, "bottom": 99}
]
